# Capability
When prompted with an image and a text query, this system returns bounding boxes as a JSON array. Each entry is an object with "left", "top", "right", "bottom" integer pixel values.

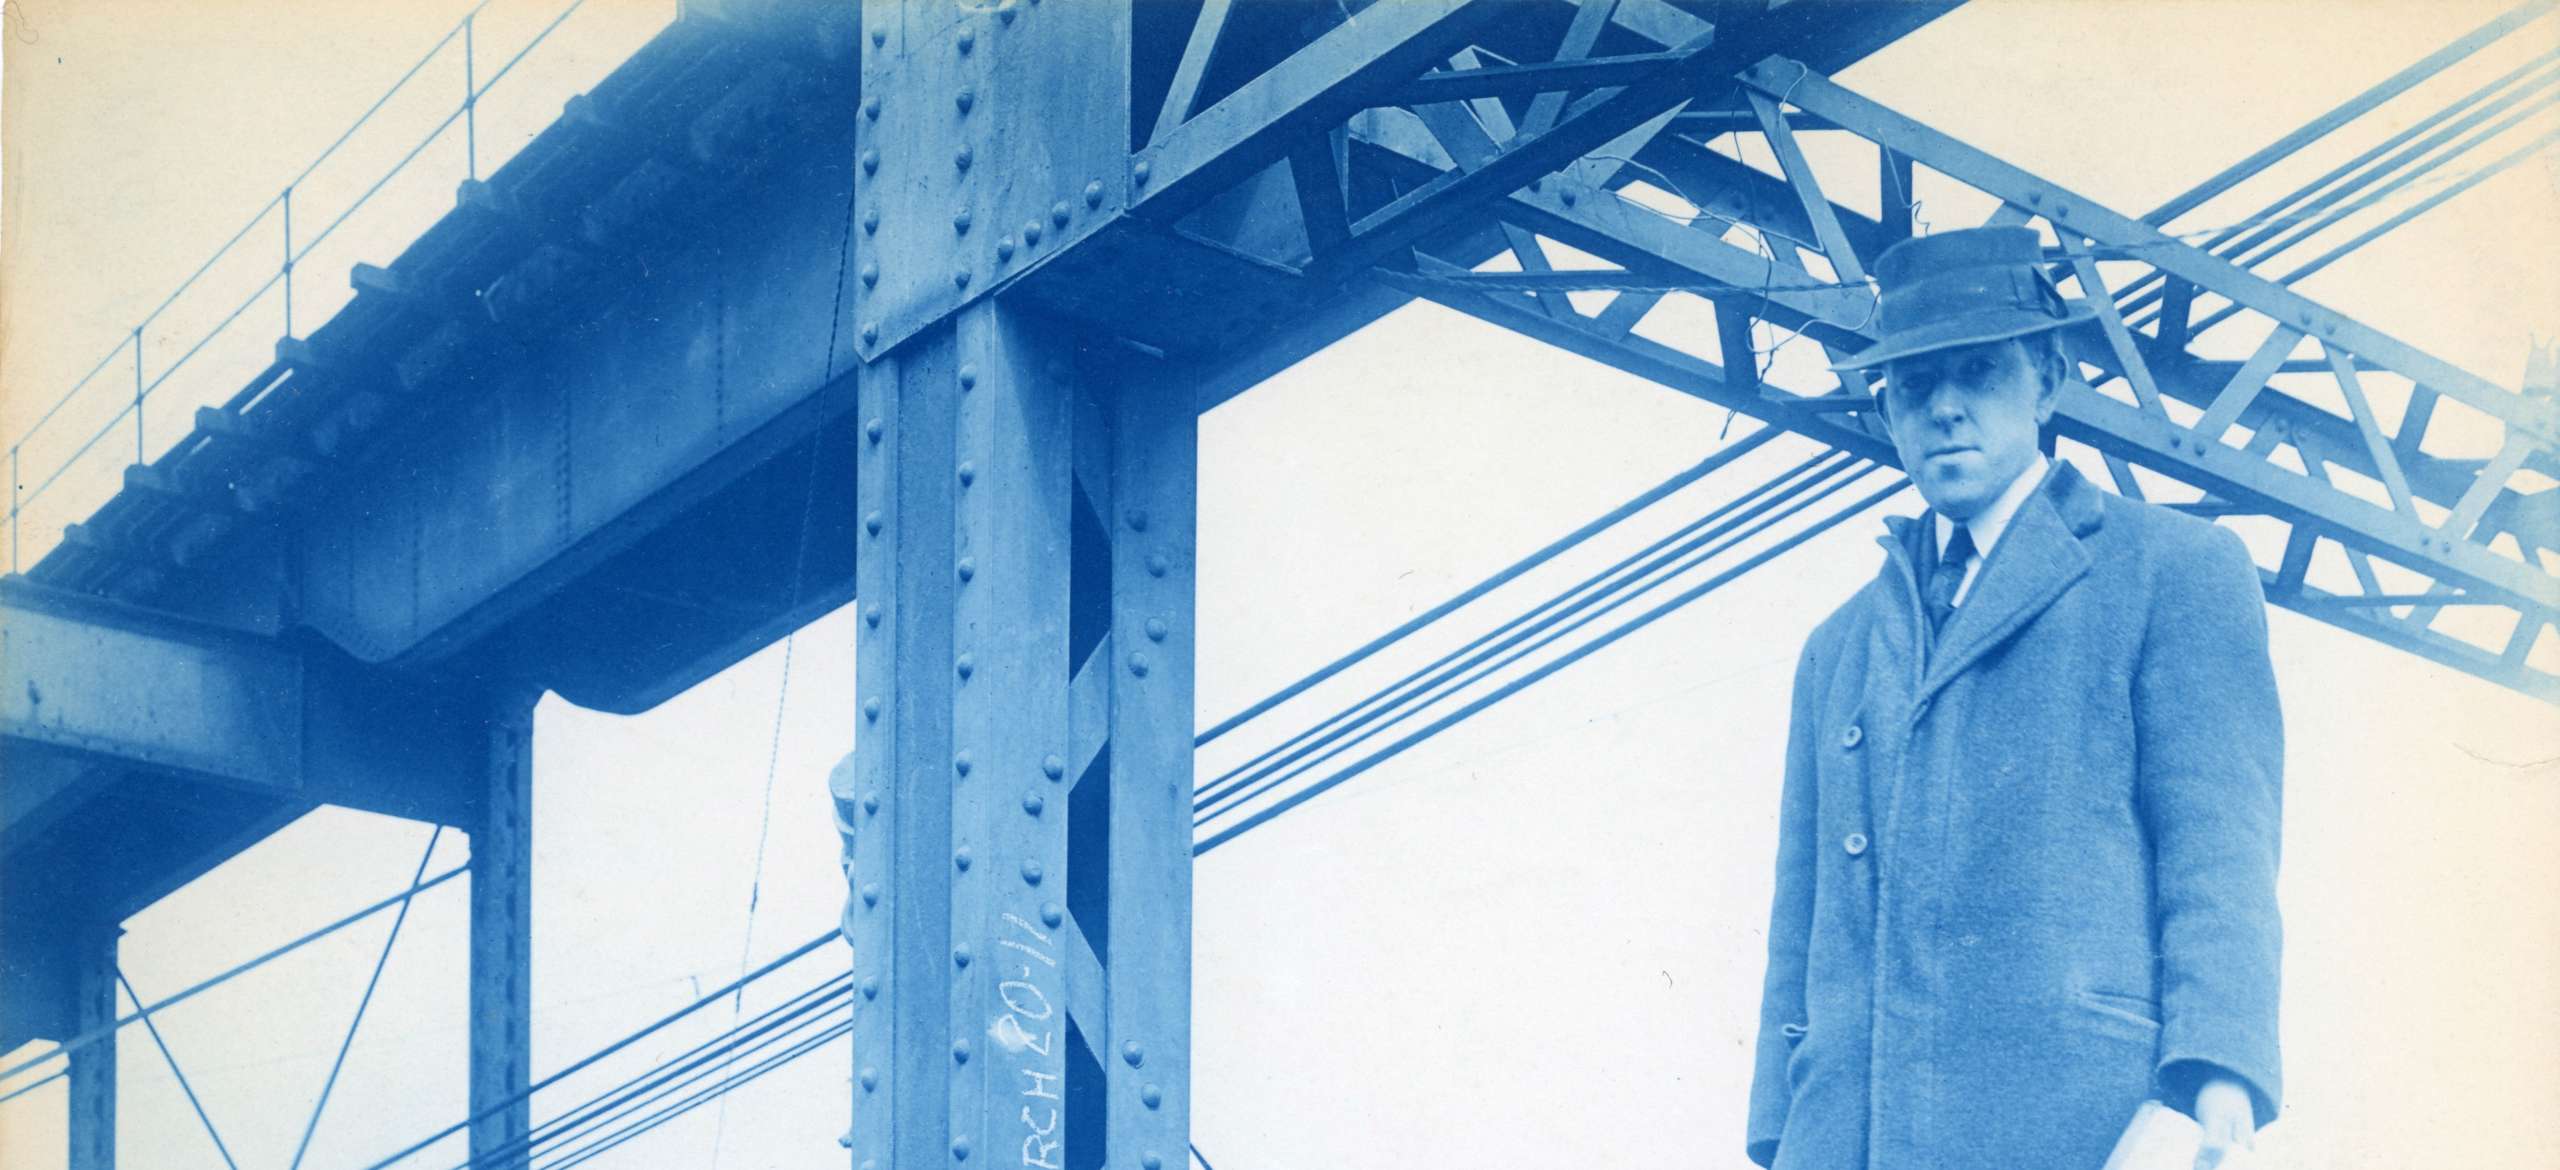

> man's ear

[{"left": 2033, "top": 338, "right": 2067, "bottom": 424}]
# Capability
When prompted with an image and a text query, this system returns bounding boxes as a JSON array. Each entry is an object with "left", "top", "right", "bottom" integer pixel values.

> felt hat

[{"left": 1828, "top": 226, "right": 2094, "bottom": 372}]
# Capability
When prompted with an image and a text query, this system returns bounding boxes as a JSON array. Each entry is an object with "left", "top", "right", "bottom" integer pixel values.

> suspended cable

[
  {"left": 436, "top": 971, "right": 852, "bottom": 1170},
  {"left": 530, "top": 1017, "right": 852, "bottom": 1170},
  {"left": 1198, "top": 457, "right": 1878, "bottom": 828},
  {"left": 1196, "top": 449, "right": 1857, "bottom": 819},
  {"left": 1199, "top": 469, "right": 1907, "bottom": 853},
  {"left": 352, "top": 927, "right": 840, "bottom": 1170},
  {"left": 0, "top": 863, "right": 467, "bottom": 1087},
  {"left": 289, "top": 827, "right": 445, "bottom": 1170},
  {"left": 118, "top": 970, "right": 243, "bottom": 1170},
  {"left": 0, "top": 1068, "right": 66, "bottom": 1108},
  {"left": 1196, "top": 424, "right": 1783, "bottom": 746}
]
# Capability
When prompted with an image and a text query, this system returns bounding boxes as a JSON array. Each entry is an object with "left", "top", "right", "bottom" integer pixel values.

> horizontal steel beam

[{"left": 0, "top": 580, "right": 482, "bottom": 832}]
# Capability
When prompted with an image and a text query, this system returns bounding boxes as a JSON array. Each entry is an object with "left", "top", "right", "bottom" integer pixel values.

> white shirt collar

[{"left": 1933, "top": 454, "right": 2050, "bottom": 561}]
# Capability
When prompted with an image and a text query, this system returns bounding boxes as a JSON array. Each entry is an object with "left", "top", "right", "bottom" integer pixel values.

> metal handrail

[{"left": 7, "top": 0, "right": 636, "bottom": 573}]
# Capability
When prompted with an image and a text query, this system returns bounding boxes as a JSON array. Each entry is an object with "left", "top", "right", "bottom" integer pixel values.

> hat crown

[{"left": 1871, "top": 225, "right": 2047, "bottom": 288}]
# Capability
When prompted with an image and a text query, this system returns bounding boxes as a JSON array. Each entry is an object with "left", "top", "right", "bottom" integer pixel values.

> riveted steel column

[
  {"left": 1100, "top": 358, "right": 1196, "bottom": 1170},
  {"left": 848, "top": 303, "right": 1083, "bottom": 1169},
  {"left": 67, "top": 924, "right": 117, "bottom": 1170},
  {"left": 469, "top": 695, "right": 535, "bottom": 1170}
]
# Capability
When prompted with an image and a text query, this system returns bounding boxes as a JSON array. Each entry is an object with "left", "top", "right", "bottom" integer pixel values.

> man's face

[{"left": 1878, "top": 337, "right": 2059, "bottom": 521}]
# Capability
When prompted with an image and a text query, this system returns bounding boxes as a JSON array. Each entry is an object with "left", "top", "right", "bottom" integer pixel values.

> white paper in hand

[{"left": 2099, "top": 1100, "right": 2199, "bottom": 1170}]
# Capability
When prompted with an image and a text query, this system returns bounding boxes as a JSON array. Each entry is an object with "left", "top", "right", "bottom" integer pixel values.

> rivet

[
  {"left": 861, "top": 975, "right": 879, "bottom": 999},
  {"left": 954, "top": 207, "right": 972, "bottom": 234},
  {"left": 865, "top": 510, "right": 883, "bottom": 535},
  {"left": 1141, "top": 1156, "right": 1162, "bottom": 1170},
  {"left": 997, "top": 236, "right": 1015, "bottom": 261},
  {"left": 955, "top": 847, "right": 974, "bottom": 871},
  {"left": 998, "top": 6, "right": 1014, "bottom": 24},
  {"left": 1025, "top": 221, "right": 1043, "bottom": 245},
  {"left": 1126, "top": 509, "right": 1149, "bottom": 531},
  {"left": 1129, "top": 653, "right": 1150, "bottom": 678},
  {"left": 955, "top": 750, "right": 974, "bottom": 775},
  {"left": 861, "top": 322, "right": 879, "bottom": 345},
  {"left": 1084, "top": 180, "right": 1104, "bottom": 208},
  {"left": 1023, "top": 791, "right": 1044, "bottom": 816},
  {"left": 1140, "top": 1083, "right": 1162, "bottom": 1109},
  {"left": 1559, "top": 185, "right": 1578, "bottom": 206},
  {"left": 2054, "top": 202, "right": 2071, "bottom": 218},
  {"left": 958, "top": 462, "right": 976, "bottom": 487},
  {"left": 1122, "top": 1040, "right": 1144, "bottom": 1067},
  {"left": 2027, "top": 191, "right": 2045, "bottom": 206},
  {"left": 864, "top": 697, "right": 882, "bottom": 722},
  {"left": 1021, "top": 859, "right": 1044, "bottom": 886},
  {"left": 956, "top": 26, "right": 974, "bottom": 53},
  {"left": 862, "top": 94, "right": 880, "bottom": 120},
  {"left": 1134, "top": 160, "right": 1151, "bottom": 185},
  {"left": 1040, "top": 902, "right": 1063, "bottom": 928},
  {"left": 863, "top": 791, "right": 879, "bottom": 815},
  {"left": 954, "top": 944, "right": 973, "bottom": 967},
  {"left": 864, "top": 603, "right": 882, "bottom": 628},
  {"left": 1145, "top": 617, "right": 1168, "bottom": 642},
  {"left": 954, "top": 267, "right": 972, "bottom": 289},
  {"left": 1145, "top": 552, "right": 1168, "bottom": 577},
  {"left": 956, "top": 88, "right": 975, "bottom": 114},
  {"left": 1051, "top": 201, "right": 1071, "bottom": 228},
  {"left": 860, "top": 150, "right": 879, "bottom": 176},
  {"left": 862, "top": 882, "right": 880, "bottom": 906},
  {"left": 871, "top": 26, "right": 886, "bottom": 46},
  {"left": 860, "top": 262, "right": 879, "bottom": 288},
  {"left": 960, "top": 363, "right": 979, "bottom": 389},
  {"left": 952, "top": 1135, "right": 971, "bottom": 1160},
  {"left": 861, "top": 207, "right": 879, "bottom": 235},
  {"left": 859, "top": 1066, "right": 879, "bottom": 1091},
  {"left": 1042, "top": 753, "right": 1065, "bottom": 780},
  {"left": 957, "top": 650, "right": 975, "bottom": 677}
]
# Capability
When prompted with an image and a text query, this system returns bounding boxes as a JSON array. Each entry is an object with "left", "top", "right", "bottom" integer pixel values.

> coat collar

[{"left": 1875, "top": 459, "right": 2106, "bottom": 703}]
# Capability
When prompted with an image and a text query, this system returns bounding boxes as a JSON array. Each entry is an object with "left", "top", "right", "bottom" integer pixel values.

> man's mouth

[{"left": 1925, "top": 444, "right": 1977, "bottom": 459}]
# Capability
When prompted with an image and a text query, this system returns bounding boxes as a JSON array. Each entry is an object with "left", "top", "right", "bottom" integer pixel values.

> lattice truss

[{"left": 1130, "top": 0, "right": 2560, "bottom": 702}]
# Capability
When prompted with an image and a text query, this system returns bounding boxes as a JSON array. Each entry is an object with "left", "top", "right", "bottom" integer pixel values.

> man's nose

[{"left": 1924, "top": 385, "right": 1968, "bottom": 423}]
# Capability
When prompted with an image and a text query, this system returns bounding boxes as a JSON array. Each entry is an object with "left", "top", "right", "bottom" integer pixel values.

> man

[{"left": 1744, "top": 228, "right": 2282, "bottom": 1170}]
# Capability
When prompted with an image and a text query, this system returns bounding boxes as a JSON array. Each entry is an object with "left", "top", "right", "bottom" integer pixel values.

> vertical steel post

[
  {"left": 848, "top": 300, "right": 1192, "bottom": 1169},
  {"left": 1099, "top": 355, "right": 1195, "bottom": 1170},
  {"left": 469, "top": 695, "right": 535, "bottom": 1169},
  {"left": 67, "top": 925, "right": 118, "bottom": 1170}
]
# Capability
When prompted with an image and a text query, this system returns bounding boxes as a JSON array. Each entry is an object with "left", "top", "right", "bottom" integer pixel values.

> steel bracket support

[
  {"left": 847, "top": 299, "right": 1193, "bottom": 1169},
  {"left": 66, "top": 924, "right": 117, "bottom": 1170},
  {"left": 468, "top": 694, "right": 536, "bottom": 1170}
]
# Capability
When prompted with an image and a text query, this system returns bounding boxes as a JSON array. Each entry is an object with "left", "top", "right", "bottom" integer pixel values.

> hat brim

[{"left": 1827, "top": 302, "right": 2099, "bottom": 373}]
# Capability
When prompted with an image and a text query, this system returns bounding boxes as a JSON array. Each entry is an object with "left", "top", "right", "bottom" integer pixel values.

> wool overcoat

[{"left": 1745, "top": 462, "right": 2283, "bottom": 1170}]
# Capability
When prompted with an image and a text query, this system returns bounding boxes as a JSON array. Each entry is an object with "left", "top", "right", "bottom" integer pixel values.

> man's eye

[{"left": 1960, "top": 356, "right": 1994, "bottom": 381}]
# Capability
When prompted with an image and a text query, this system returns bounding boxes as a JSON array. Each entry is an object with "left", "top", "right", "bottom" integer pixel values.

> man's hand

[{"left": 2192, "top": 1076, "right": 2256, "bottom": 1168}]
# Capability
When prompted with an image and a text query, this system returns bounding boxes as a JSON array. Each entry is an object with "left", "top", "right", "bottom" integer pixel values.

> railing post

[
  {"left": 131, "top": 329, "right": 145, "bottom": 464},
  {"left": 282, "top": 187, "right": 295, "bottom": 339},
  {"left": 464, "top": 16, "right": 478, "bottom": 181}
]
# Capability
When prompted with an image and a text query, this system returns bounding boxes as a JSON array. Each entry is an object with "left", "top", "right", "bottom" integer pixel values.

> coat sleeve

[
  {"left": 1746, "top": 632, "right": 1828, "bottom": 1167},
  {"left": 2134, "top": 523, "right": 2284, "bottom": 1125}
]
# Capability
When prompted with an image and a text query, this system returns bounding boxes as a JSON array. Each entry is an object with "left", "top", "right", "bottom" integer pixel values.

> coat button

[
  {"left": 1840, "top": 723, "right": 1864, "bottom": 750},
  {"left": 1843, "top": 832, "right": 1870, "bottom": 857}
]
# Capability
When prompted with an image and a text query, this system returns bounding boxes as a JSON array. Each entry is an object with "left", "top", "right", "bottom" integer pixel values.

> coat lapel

[{"left": 1916, "top": 462, "right": 2105, "bottom": 704}]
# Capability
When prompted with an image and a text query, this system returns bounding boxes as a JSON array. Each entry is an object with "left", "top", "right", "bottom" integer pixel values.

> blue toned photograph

[{"left": 2, "top": 3, "right": 2554, "bottom": 1169}]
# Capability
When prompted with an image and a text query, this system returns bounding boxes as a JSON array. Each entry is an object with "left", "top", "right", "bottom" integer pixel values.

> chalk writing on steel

[{"left": 994, "top": 910, "right": 1064, "bottom": 1168}]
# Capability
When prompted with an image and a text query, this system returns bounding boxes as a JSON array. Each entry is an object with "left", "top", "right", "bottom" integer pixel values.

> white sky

[{"left": 4, "top": 2, "right": 2558, "bottom": 1169}]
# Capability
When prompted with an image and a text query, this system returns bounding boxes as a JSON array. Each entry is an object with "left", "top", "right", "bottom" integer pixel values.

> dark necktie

[{"left": 1927, "top": 526, "right": 1976, "bottom": 633}]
